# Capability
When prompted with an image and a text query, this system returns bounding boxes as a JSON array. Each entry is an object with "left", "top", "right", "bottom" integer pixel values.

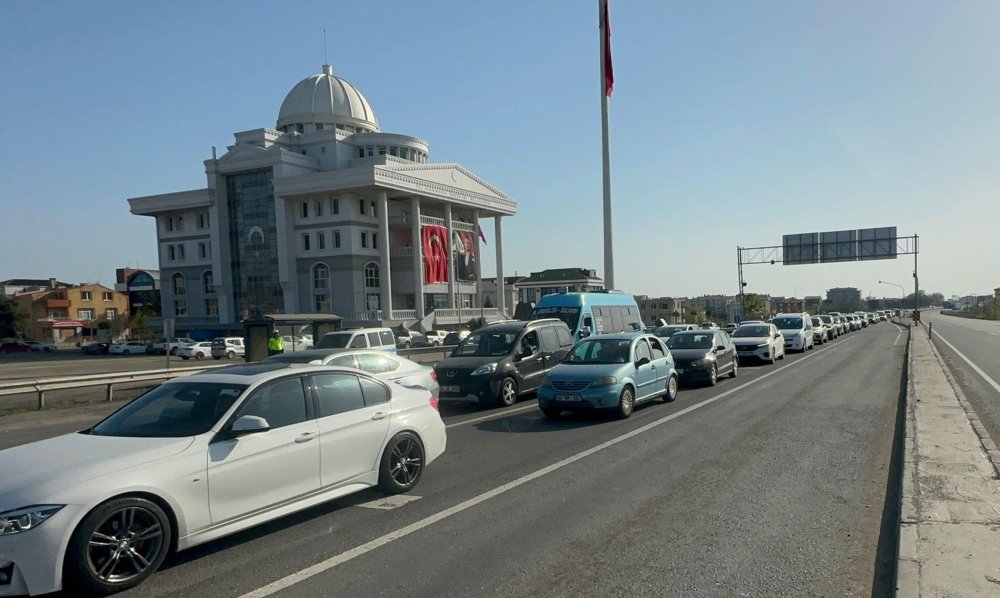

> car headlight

[
  {"left": 472, "top": 362, "right": 497, "bottom": 376},
  {"left": 591, "top": 376, "right": 618, "bottom": 387},
  {"left": 0, "top": 505, "right": 63, "bottom": 535},
  {"left": 757, "top": 342, "right": 769, "bottom": 348}
]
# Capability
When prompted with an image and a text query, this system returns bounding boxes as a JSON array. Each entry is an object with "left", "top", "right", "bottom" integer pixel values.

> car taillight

[
  {"left": 429, "top": 396, "right": 439, "bottom": 412},
  {"left": 430, "top": 370, "right": 437, "bottom": 381}
]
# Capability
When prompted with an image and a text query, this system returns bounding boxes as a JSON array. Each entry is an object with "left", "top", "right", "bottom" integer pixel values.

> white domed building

[{"left": 129, "top": 65, "right": 516, "bottom": 334}]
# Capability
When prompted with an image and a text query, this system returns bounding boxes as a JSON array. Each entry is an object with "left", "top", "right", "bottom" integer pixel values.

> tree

[
  {"left": 130, "top": 310, "right": 150, "bottom": 339},
  {"left": 0, "top": 296, "right": 26, "bottom": 339},
  {"left": 742, "top": 294, "right": 768, "bottom": 320}
]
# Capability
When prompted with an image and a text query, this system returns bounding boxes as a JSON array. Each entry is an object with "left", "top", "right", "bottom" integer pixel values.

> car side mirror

[
  {"left": 579, "top": 327, "right": 592, "bottom": 339},
  {"left": 230, "top": 415, "right": 270, "bottom": 437},
  {"left": 636, "top": 356, "right": 650, "bottom": 367}
]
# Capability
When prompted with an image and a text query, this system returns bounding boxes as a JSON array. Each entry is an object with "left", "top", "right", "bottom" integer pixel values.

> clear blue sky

[{"left": 2, "top": 0, "right": 997, "bottom": 300}]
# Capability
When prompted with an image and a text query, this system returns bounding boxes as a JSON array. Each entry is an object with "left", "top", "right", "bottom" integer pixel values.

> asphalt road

[
  {"left": 921, "top": 309, "right": 1000, "bottom": 447},
  {"left": 5, "top": 322, "right": 907, "bottom": 598}
]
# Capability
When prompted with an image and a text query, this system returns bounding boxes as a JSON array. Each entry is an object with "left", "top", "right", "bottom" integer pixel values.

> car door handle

[
  {"left": 294, "top": 432, "right": 318, "bottom": 443},
  {"left": 371, "top": 412, "right": 388, "bottom": 421}
]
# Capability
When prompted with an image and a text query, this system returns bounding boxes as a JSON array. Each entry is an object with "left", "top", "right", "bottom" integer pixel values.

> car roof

[{"left": 582, "top": 332, "right": 646, "bottom": 341}]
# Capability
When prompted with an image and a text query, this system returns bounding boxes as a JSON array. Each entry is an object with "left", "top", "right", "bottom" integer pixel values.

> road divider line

[
  {"left": 930, "top": 331, "right": 1000, "bottom": 395},
  {"left": 445, "top": 403, "right": 537, "bottom": 429},
  {"left": 240, "top": 339, "right": 855, "bottom": 598}
]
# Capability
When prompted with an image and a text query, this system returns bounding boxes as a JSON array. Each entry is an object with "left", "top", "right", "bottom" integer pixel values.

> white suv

[
  {"left": 211, "top": 337, "right": 245, "bottom": 360},
  {"left": 772, "top": 313, "right": 815, "bottom": 352}
]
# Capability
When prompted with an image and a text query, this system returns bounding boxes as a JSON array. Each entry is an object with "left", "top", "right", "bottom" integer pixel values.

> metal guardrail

[{"left": 0, "top": 364, "right": 231, "bottom": 410}]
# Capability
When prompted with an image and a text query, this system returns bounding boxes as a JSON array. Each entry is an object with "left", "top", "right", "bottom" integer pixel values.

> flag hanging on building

[
  {"left": 603, "top": 0, "right": 614, "bottom": 97},
  {"left": 478, "top": 225, "right": 488, "bottom": 245}
]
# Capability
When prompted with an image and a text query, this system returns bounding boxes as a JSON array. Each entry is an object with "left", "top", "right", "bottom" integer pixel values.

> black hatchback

[
  {"left": 434, "top": 319, "right": 574, "bottom": 407},
  {"left": 665, "top": 330, "right": 738, "bottom": 386}
]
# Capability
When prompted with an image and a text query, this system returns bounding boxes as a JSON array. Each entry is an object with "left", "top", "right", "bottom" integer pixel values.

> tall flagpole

[{"left": 599, "top": 0, "right": 615, "bottom": 290}]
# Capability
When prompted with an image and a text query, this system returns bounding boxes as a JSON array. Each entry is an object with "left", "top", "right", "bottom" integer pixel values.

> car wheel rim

[
  {"left": 502, "top": 380, "right": 516, "bottom": 405},
  {"left": 86, "top": 506, "right": 164, "bottom": 585},
  {"left": 389, "top": 438, "right": 422, "bottom": 487},
  {"left": 710, "top": 367, "right": 717, "bottom": 384},
  {"left": 668, "top": 377, "right": 677, "bottom": 399},
  {"left": 622, "top": 389, "right": 634, "bottom": 414}
]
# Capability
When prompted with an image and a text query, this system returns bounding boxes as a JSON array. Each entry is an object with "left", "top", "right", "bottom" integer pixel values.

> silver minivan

[{"left": 772, "top": 312, "right": 815, "bottom": 352}]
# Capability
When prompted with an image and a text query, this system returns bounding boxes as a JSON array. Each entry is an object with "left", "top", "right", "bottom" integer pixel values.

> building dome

[{"left": 277, "top": 65, "right": 379, "bottom": 133}]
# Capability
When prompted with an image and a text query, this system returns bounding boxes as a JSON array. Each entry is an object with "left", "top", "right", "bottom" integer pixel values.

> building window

[
  {"left": 168, "top": 245, "right": 175, "bottom": 261},
  {"left": 197, "top": 212, "right": 208, "bottom": 229},
  {"left": 78, "top": 308, "right": 94, "bottom": 320},
  {"left": 331, "top": 197, "right": 340, "bottom": 214},
  {"left": 317, "top": 232, "right": 326, "bottom": 250},
  {"left": 301, "top": 202, "right": 309, "bottom": 218},
  {"left": 320, "top": 145, "right": 326, "bottom": 154},
  {"left": 334, "top": 230, "right": 341, "bottom": 248},
  {"left": 204, "top": 271, "right": 214, "bottom": 294},
  {"left": 316, "top": 122, "right": 324, "bottom": 130},
  {"left": 313, "top": 264, "right": 329, "bottom": 290},
  {"left": 366, "top": 293, "right": 381, "bottom": 310},
  {"left": 199, "top": 242, "right": 208, "bottom": 259},
  {"left": 166, "top": 216, "right": 174, "bottom": 232},
  {"left": 399, "top": 147, "right": 409, "bottom": 160},
  {"left": 315, "top": 199, "right": 324, "bottom": 217},
  {"left": 172, "top": 273, "right": 186, "bottom": 295},
  {"left": 302, "top": 233, "right": 311, "bottom": 251},
  {"left": 358, "top": 148, "right": 365, "bottom": 158},
  {"left": 176, "top": 215, "right": 184, "bottom": 231},
  {"left": 365, "top": 263, "right": 379, "bottom": 289},
  {"left": 372, "top": 232, "right": 378, "bottom": 249},
  {"left": 361, "top": 232, "right": 368, "bottom": 248},
  {"left": 175, "top": 300, "right": 188, "bottom": 317},
  {"left": 314, "top": 294, "right": 330, "bottom": 312},
  {"left": 371, "top": 201, "right": 377, "bottom": 217},
  {"left": 102, "top": 292, "right": 113, "bottom": 301},
  {"left": 366, "top": 147, "right": 374, "bottom": 157},
  {"left": 359, "top": 199, "right": 366, "bottom": 216},
  {"left": 378, "top": 146, "right": 387, "bottom": 155},
  {"left": 206, "top": 298, "right": 219, "bottom": 316},
  {"left": 105, "top": 308, "right": 118, "bottom": 319},
  {"left": 389, "top": 147, "right": 398, "bottom": 157},
  {"left": 296, "top": 123, "right": 304, "bottom": 133},
  {"left": 81, "top": 291, "right": 92, "bottom": 301},
  {"left": 176, "top": 244, "right": 185, "bottom": 261}
]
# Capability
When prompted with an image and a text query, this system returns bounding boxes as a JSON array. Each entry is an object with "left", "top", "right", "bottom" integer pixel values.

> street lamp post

[{"left": 879, "top": 280, "right": 905, "bottom": 315}]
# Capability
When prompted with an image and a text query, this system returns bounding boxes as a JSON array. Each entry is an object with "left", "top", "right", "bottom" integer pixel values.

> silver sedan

[{"left": 265, "top": 349, "right": 439, "bottom": 397}]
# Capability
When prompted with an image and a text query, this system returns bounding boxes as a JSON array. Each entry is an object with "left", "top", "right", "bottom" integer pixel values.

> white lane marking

[
  {"left": 241, "top": 340, "right": 854, "bottom": 598},
  {"left": 890, "top": 322, "right": 904, "bottom": 346},
  {"left": 445, "top": 403, "right": 537, "bottom": 429},
  {"left": 355, "top": 495, "right": 422, "bottom": 510},
  {"left": 931, "top": 332, "right": 1000, "bottom": 396}
]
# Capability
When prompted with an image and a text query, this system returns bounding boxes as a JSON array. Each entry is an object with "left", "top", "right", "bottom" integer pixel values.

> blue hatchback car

[{"left": 537, "top": 333, "right": 678, "bottom": 419}]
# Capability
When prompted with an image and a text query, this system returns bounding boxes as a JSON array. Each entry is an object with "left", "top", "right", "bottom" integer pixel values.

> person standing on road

[{"left": 267, "top": 330, "right": 285, "bottom": 356}]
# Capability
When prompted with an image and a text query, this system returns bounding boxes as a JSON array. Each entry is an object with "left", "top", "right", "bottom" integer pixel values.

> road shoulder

[{"left": 898, "top": 326, "right": 1000, "bottom": 597}]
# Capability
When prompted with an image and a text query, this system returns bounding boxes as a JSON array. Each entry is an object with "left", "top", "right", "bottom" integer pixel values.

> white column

[
  {"left": 444, "top": 204, "right": 456, "bottom": 309},
  {"left": 273, "top": 195, "right": 299, "bottom": 314},
  {"left": 474, "top": 209, "right": 482, "bottom": 316},
  {"left": 494, "top": 215, "right": 505, "bottom": 317},
  {"left": 377, "top": 191, "right": 392, "bottom": 318},
  {"left": 410, "top": 197, "right": 424, "bottom": 319}
]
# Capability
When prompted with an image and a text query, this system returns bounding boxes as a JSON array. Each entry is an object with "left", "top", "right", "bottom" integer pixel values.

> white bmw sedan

[{"left": 0, "top": 362, "right": 446, "bottom": 596}]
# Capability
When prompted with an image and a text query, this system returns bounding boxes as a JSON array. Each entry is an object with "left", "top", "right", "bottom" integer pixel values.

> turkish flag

[{"left": 603, "top": 1, "right": 613, "bottom": 97}]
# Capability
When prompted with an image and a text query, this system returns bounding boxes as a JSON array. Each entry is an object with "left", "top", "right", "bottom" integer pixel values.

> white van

[
  {"left": 211, "top": 337, "right": 245, "bottom": 360},
  {"left": 771, "top": 313, "right": 815, "bottom": 352},
  {"left": 314, "top": 328, "right": 397, "bottom": 352}
]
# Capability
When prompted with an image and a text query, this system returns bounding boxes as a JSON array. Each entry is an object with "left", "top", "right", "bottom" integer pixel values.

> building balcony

[{"left": 46, "top": 299, "right": 71, "bottom": 308}]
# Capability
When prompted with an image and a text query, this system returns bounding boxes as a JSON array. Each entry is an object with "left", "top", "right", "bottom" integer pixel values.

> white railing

[{"left": 391, "top": 310, "right": 417, "bottom": 320}]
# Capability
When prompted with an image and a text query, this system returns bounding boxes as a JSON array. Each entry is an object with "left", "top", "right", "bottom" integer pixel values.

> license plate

[
  {"left": 441, "top": 385, "right": 460, "bottom": 393},
  {"left": 555, "top": 394, "right": 582, "bottom": 402},
  {"left": 737, "top": 351, "right": 753, "bottom": 357},
  {"left": 676, "top": 368, "right": 685, "bottom": 374}
]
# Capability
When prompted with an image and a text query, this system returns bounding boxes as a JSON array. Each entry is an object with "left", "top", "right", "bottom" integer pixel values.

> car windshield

[
  {"left": 666, "top": 333, "right": 714, "bottom": 350},
  {"left": 89, "top": 382, "right": 247, "bottom": 437},
  {"left": 811, "top": 318, "right": 822, "bottom": 326},
  {"left": 733, "top": 326, "right": 770, "bottom": 338},
  {"left": 529, "top": 306, "right": 581, "bottom": 332},
  {"left": 452, "top": 330, "right": 518, "bottom": 357},
  {"left": 315, "top": 333, "right": 351, "bottom": 349},
  {"left": 564, "top": 339, "right": 631, "bottom": 364},
  {"left": 772, "top": 317, "right": 803, "bottom": 329}
]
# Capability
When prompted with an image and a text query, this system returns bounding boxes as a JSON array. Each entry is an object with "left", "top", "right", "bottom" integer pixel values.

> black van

[{"left": 434, "top": 319, "right": 574, "bottom": 407}]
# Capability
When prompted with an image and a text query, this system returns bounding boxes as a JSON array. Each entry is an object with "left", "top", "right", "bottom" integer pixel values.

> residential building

[
  {"left": 481, "top": 276, "right": 522, "bottom": 315},
  {"left": 127, "top": 64, "right": 516, "bottom": 336},
  {"left": 635, "top": 295, "right": 685, "bottom": 324},
  {"left": 777, "top": 298, "right": 806, "bottom": 313},
  {"left": 14, "top": 284, "right": 129, "bottom": 342},
  {"left": 514, "top": 268, "right": 604, "bottom": 305},
  {"left": 826, "top": 287, "right": 862, "bottom": 310},
  {"left": 115, "top": 268, "right": 161, "bottom": 317},
  {"left": 684, "top": 294, "right": 738, "bottom": 320},
  {"left": 0, "top": 278, "right": 69, "bottom": 297}
]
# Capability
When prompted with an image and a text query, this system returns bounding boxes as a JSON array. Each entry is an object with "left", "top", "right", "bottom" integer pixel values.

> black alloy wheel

[{"left": 378, "top": 432, "right": 424, "bottom": 494}]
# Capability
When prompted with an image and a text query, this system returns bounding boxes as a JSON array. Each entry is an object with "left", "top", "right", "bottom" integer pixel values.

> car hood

[
  {"left": 435, "top": 355, "right": 505, "bottom": 370},
  {"left": 668, "top": 349, "right": 713, "bottom": 360},
  {"left": 547, "top": 363, "right": 624, "bottom": 380},
  {"left": 0, "top": 432, "right": 194, "bottom": 507}
]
